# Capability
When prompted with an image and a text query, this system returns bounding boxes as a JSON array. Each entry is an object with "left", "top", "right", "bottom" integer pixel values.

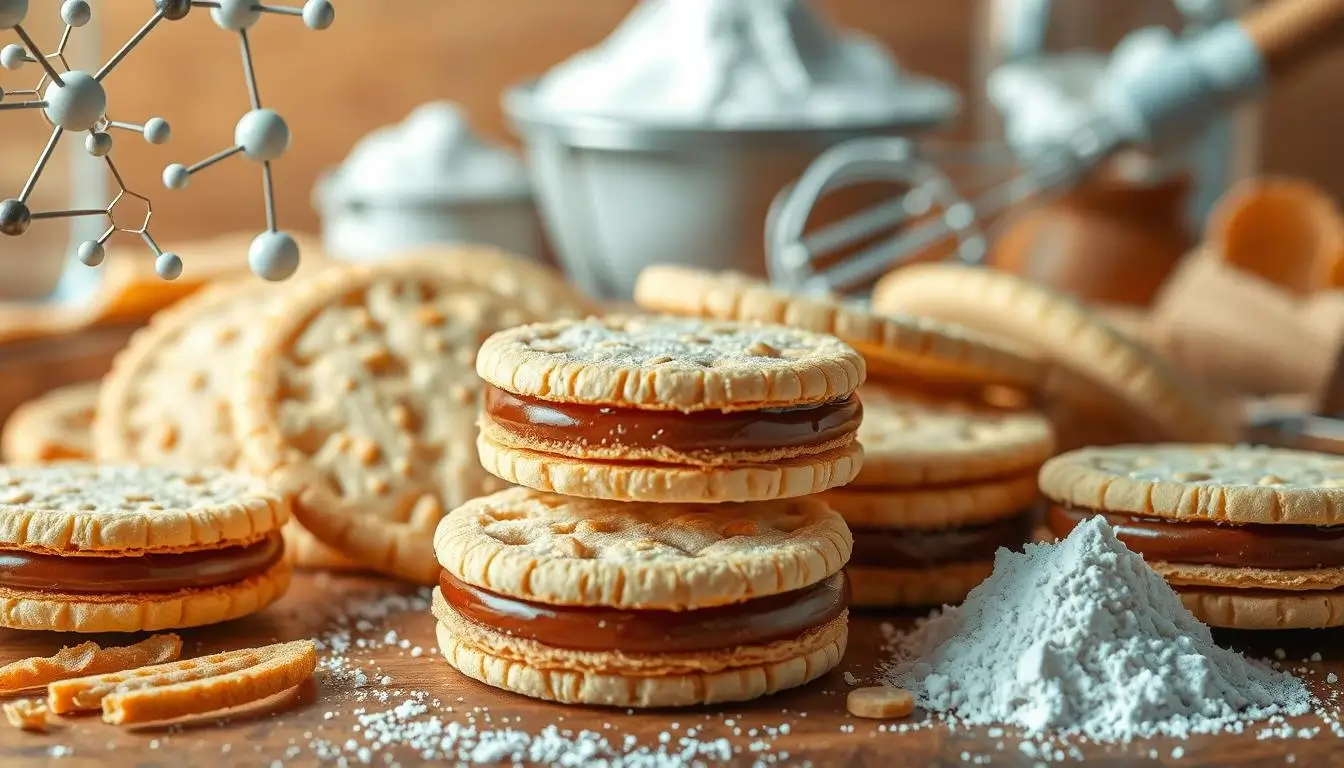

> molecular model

[{"left": 0, "top": 0, "right": 335, "bottom": 282}]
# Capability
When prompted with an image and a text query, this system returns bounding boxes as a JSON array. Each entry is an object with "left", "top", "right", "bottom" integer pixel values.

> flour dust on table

[{"left": 883, "top": 516, "right": 1312, "bottom": 742}]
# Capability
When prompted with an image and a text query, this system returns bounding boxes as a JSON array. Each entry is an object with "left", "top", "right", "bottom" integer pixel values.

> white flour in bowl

[{"left": 883, "top": 516, "right": 1312, "bottom": 742}]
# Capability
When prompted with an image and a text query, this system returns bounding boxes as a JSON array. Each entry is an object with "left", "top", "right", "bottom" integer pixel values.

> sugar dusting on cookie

[{"left": 881, "top": 516, "right": 1311, "bottom": 742}]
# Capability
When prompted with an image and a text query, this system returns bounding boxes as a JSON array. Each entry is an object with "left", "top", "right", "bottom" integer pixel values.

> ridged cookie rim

[
  {"left": 0, "top": 463, "right": 289, "bottom": 553},
  {"left": 478, "top": 433, "right": 863, "bottom": 503},
  {"left": 634, "top": 265, "right": 1047, "bottom": 390},
  {"left": 1038, "top": 444, "right": 1344, "bottom": 524},
  {"left": 475, "top": 315, "right": 866, "bottom": 412},
  {"left": 871, "top": 264, "right": 1234, "bottom": 444},
  {"left": 822, "top": 473, "right": 1040, "bottom": 530},
  {"left": 435, "top": 615, "right": 845, "bottom": 708},
  {"left": 1178, "top": 587, "right": 1344, "bottom": 630},
  {"left": 433, "top": 487, "right": 853, "bottom": 609},
  {"left": 0, "top": 560, "right": 290, "bottom": 632}
]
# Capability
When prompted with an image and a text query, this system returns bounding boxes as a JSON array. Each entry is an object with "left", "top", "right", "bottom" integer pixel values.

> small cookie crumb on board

[
  {"left": 0, "top": 634, "right": 182, "bottom": 694},
  {"left": 846, "top": 686, "right": 915, "bottom": 719},
  {"left": 3, "top": 699, "right": 50, "bottom": 732}
]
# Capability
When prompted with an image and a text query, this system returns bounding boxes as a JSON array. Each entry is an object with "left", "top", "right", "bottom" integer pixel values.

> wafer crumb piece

[
  {"left": 48, "top": 639, "right": 316, "bottom": 725},
  {"left": 846, "top": 686, "right": 916, "bottom": 720},
  {"left": 4, "top": 698, "right": 50, "bottom": 732},
  {"left": 0, "top": 634, "right": 182, "bottom": 695}
]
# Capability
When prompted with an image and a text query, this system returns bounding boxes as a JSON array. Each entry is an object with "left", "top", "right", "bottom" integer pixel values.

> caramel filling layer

[
  {"left": 1047, "top": 505, "right": 1344, "bottom": 570},
  {"left": 483, "top": 385, "right": 861, "bottom": 455},
  {"left": 440, "top": 570, "right": 848, "bottom": 653},
  {"left": 849, "top": 511, "right": 1035, "bottom": 568},
  {"left": 0, "top": 533, "right": 284, "bottom": 594}
]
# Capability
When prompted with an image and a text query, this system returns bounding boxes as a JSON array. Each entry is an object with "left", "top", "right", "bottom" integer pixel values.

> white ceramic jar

[{"left": 315, "top": 102, "right": 541, "bottom": 263}]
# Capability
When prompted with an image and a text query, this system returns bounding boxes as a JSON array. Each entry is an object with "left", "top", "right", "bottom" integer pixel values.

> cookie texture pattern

[
  {"left": 1, "top": 381, "right": 98, "bottom": 463},
  {"left": 238, "top": 255, "right": 593, "bottom": 584},
  {"left": 0, "top": 464, "right": 287, "bottom": 553},
  {"left": 847, "top": 386, "right": 1053, "bottom": 487},
  {"left": 633, "top": 265, "right": 1046, "bottom": 390},
  {"left": 476, "top": 315, "right": 865, "bottom": 412},
  {"left": 1039, "top": 444, "right": 1344, "bottom": 524},
  {"left": 823, "top": 474, "right": 1039, "bottom": 530},
  {"left": 434, "top": 488, "right": 852, "bottom": 609},
  {"left": 93, "top": 279, "right": 285, "bottom": 469},
  {"left": 1178, "top": 588, "right": 1344, "bottom": 629}
]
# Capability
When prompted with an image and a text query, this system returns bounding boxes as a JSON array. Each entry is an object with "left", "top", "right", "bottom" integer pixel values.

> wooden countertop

[{"left": 0, "top": 572, "right": 1341, "bottom": 767}]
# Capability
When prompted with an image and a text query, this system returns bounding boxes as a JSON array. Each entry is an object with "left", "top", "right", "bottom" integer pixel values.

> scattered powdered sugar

[{"left": 882, "top": 517, "right": 1312, "bottom": 742}]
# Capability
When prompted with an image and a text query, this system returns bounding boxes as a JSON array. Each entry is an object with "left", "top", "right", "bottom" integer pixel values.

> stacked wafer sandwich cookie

[
  {"left": 634, "top": 266, "right": 1056, "bottom": 607},
  {"left": 1041, "top": 444, "right": 1344, "bottom": 630},
  {"left": 432, "top": 315, "right": 863, "bottom": 707}
]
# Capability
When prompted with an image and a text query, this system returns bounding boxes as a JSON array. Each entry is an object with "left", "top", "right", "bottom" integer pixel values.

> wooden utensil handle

[{"left": 1241, "top": 0, "right": 1344, "bottom": 76}]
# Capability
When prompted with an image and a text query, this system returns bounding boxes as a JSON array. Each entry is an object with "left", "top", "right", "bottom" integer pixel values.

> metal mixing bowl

[{"left": 504, "top": 82, "right": 958, "bottom": 299}]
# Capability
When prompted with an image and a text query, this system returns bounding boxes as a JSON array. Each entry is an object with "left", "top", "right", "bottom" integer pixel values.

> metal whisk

[{"left": 767, "top": 0, "right": 1344, "bottom": 295}]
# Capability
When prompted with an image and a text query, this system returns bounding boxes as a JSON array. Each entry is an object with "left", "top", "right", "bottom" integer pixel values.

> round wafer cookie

[
  {"left": 236, "top": 255, "right": 595, "bottom": 584},
  {"left": 0, "top": 463, "right": 290, "bottom": 632},
  {"left": 1, "top": 381, "right": 98, "bottom": 463},
  {"left": 434, "top": 487, "right": 852, "bottom": 610},
  {"left": 93, "top": 279, "right": 288, "bottom": 469},
  {"left": 0, "top": 463, "right": 287, "bottom": 553},
  {"left": 475, "top": 315, "right": 864, "bottom": 412},
  {"left": 822, "top": 473, "right": 1040, "bottom": 530},
  {"left": 847, "top": 386, "right": 1053, "bottom": 488},
  {"left": 633, "top": 266, "right": 1046, "bottom": 391},
  {"left": 1178, "top": 587, "right": 1344, "bottom": 630},
  {"left": 872, "top": 264, "right": 1234, "bottom": 444},
  {"left": 1038, "top": 444, "right": 1344, "bottom": 525}
]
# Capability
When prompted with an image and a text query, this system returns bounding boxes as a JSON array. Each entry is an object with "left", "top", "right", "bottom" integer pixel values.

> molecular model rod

[
  {"left": 238, "top": 28, "right": 261, "bottom": 108},
  {"left": 19, "top": 126, "right": 63, "bottom": 203},
  {"left": 10, "top": 24, "right": 61, "bottom": 86},
  {"left": 95, "top": 10, "right": 164, "bottom": 82}
]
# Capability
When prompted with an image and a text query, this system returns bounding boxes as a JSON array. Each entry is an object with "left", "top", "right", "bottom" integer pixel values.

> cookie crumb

[
  {"left": 846, "top": 686, "right": 915, "bottom": 720},
  {"left": 4, "top": 698, "right": 50, "bottom": 732}
]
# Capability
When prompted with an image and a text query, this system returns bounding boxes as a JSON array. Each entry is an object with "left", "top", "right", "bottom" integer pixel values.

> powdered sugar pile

[{"left": 883, "top": 517, "right": 1312, "bottom": 742}]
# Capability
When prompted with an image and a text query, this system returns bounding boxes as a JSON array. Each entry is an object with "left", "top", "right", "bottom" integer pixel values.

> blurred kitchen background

[{"left": 1, "top": 0, "right": 1342, "bottom": 297}]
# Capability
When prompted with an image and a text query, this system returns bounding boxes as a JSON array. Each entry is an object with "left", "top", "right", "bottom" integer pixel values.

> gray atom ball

[
  {"left": 249, "top": 231, "right": 300, "bottom": 281},
  {"left": 162, "top": 163, "right": 189, "bottom": 190},
  {"left": 77, "top": 240, "right": 104, "bottom": 267},
  {"left": 85, "top": 131, "right": 113, "bottom": 157},
  {"left": 235, "top": 109, "right": 290, "bottom": 162},
  {"left": 0, "top": 0, "right": 28, "bottom": 30},
  {"left": 43, "top": 71, "right": 106, "bottom": 131},
  {"left": 0, "top": 198, "right": 31, "bottom": 236},
  {"left": 143, "top": 117, "right": 171, "bottom": 144},
  {"left": 210, "top": 0, "right": 259, "bottom": 30},
  {"left": 302, "top": 0, "right": 334, "bottom": 30},
  {"left": 155, "top": 252, "right": 183, "bottom": 280},
  {"left": 0, "top": 43, "right": 27, "bottom": 70},
  {"left": 60, "top": 0, "right": 90, "bottom": 27}
]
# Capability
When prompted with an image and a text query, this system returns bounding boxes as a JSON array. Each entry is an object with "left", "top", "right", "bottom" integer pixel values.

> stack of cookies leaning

[
  {"left": 632, "top": 267, "right": 1057, "bottom": 608},
  {"left": 431, "top": 315, "right": 863, "bottom": 707}
]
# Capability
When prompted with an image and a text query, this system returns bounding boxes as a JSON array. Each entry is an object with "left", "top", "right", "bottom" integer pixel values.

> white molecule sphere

[
  {"left": 0, "top": 198, "right": 30, "bottom": 236},
  {"left": 43, "top": 71, "right": 106, "bottom": 131},
  {"left": 302, "top": 0, "right": 334, "bottom": 30},
  {"left": 0, "top": 43, "right": 26, "bottom": 70},
  {"left": 77, "top": 240, "right": 104, "bottom": 267},
  {"left": 248, "top": 230, "right": 300, "bottom": 281},
  {"left": 60, "top": 0, "right": 90, "bottom": 27},
  {"left": 85, "top": 131, "right": 112, "bottom": 157},
  {"left": 143, "top": 117, "right": 171, "bottom": 145},
  {"left": 155, "top": 252, "right": 183, "bottom": 280},
  {"left": 0, "top": 0, "right": 27, "bottom": 30},
  {"left": 162, "top": 163, "right": 189, "bottom": 190},
  {"left": 210, "top": 0, "right": 259, "bottom": 30},
  {"left": 235, "top": 109, "right": 290, "bottom": 162}
]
